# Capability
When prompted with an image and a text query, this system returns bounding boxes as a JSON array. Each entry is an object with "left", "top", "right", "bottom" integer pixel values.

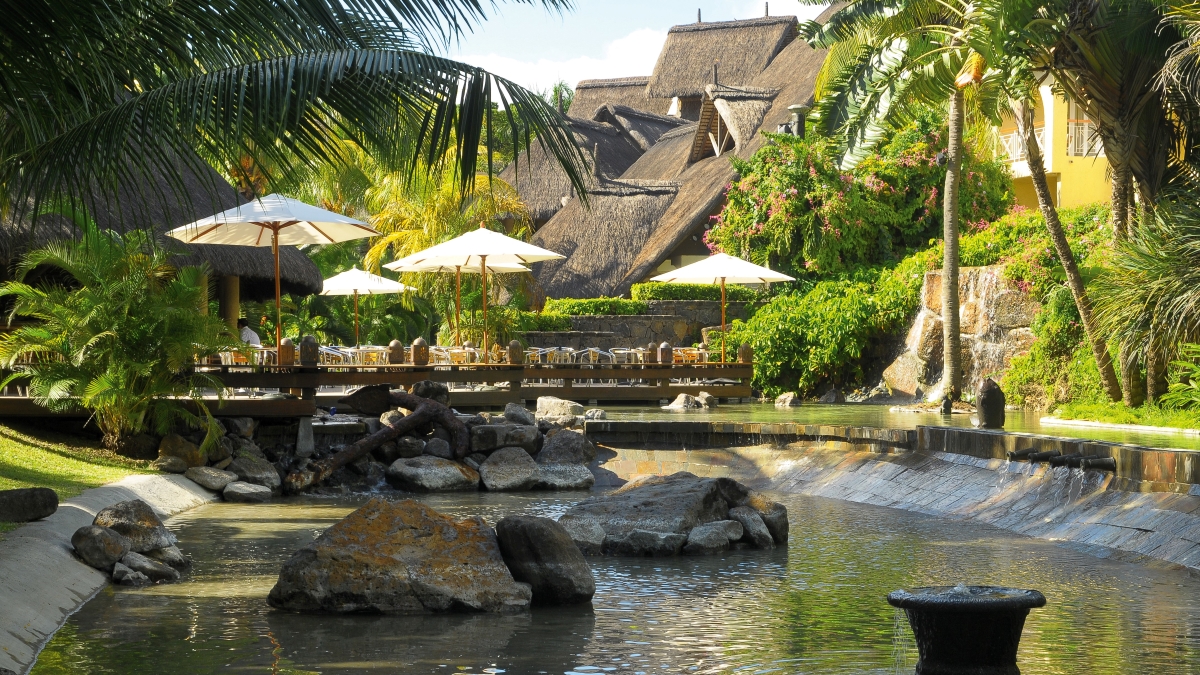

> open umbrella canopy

[
  {"left": 321, "top": 267, "right": 410, "bottom": 295},
  {"left": 385, "top": 260, "right": 530, "bottom": 274},
  {"left": 391, "top": 226, "right": 564, "bottom": 268},
  {"left": 166, "top": 194, "right": 380, "bottom": 246},
  {"left": 650, "top": 253, "right": 795, "bottom": 285}
]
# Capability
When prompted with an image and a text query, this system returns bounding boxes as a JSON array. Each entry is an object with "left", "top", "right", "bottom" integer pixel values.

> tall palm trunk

[
  {"left": 1109, "top": 158, "right": 1146, "bottom": 407},
  {"left": 942, "top": 88, "right": 964, "bottom": 401},
  {"left": 1015, "top": 101, "right": 1123, "bottom": 403}
]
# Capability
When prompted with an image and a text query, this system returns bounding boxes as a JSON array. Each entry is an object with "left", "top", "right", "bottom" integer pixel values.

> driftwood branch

[{"left": 388, "top": 391, "right": 470, "bottom": 460}]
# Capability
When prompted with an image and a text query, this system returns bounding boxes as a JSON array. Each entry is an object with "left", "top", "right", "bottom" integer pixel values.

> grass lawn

[
  {"left": 1053, "top": 401, "right": 1200, "bottom": 430},
  {"left": 0, "top": 423, "right": 150, "bottom": 538}
]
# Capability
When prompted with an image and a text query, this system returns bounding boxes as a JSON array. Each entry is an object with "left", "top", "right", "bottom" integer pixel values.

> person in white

[{"left": 237, "top": 318, "right": 262, "bottom": 346}]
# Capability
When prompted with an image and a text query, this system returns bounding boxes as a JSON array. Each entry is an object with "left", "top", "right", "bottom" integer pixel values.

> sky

[{"left": 445, "top": 1, "right": 831, "bottom": 94}]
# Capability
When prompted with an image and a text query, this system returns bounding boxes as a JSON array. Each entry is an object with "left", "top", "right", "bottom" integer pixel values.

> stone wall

[
  {"left": 882, "top": 265, "right": 1039, "bottom": 401},
  {"left": 522, "top": 301, "right": 754, "bottom": 351}
]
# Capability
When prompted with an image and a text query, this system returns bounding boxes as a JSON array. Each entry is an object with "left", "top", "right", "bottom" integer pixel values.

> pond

[{"left": 32, "top": 489, "right": 1200, "bottom": 674}]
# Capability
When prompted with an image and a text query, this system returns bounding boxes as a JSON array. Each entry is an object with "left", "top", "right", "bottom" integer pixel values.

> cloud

[{"left": 457, "top": 28, "right": 668, "bottom": 93}]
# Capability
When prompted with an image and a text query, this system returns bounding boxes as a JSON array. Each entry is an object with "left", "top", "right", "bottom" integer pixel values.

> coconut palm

[{"left": 1, "top": 0, "right": 587, "bottom": 219}]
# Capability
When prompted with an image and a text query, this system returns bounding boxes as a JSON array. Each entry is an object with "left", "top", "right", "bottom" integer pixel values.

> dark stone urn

[{"left": 888, "top": 585, "right": 1046, "bottom": 675}]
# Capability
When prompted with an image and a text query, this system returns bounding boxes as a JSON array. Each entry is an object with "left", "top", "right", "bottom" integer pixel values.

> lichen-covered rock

[
  {"left": 536, "top": 397, "right": 583, "bottom": 418},
  {"left": 184, "top": 466, "right": 237, "bottom": 491},
  {"left": 152, "top": 456, "right": 188, "bottom": 473},
  {"left": 536, "top": 430, "right": 595, "bottom": 465},
  {"left": 479, "top": 448, "right": 540, "bottom": 492},
  {"left": 470, "top": 424, "right": 539, "bottom": 454},
  {"left": 158, "top": 433, "right": 206, "bottom": 468},
  {"left": 558, "top": 519, "right": 605, "bottom": 555},
  {"left": 0, "top": 487, "right": 57, "bottom": 522},
  {"left": 742, "top": 493, "right": 788, "bottom": 544},
  {"left": 267, "top": 498, "right": 531, "bottom": 613},
  {"left": 380, "top": 409, "right": 406, "bottom": 427},
  {"left": 503, "top": 403, "right": 537, "bottom": 426},
  {"left": 224, "top": 481, "right": 272, "bottom": 503},
  {"left": 230, "top": 436, "right": 265, "bottom": 460},
  {"left": 119, "top": 551, "right": 180, "bottom": 582},
  {"left": 228, "top": 454, "right": 281, "bottom": 490},
  {"left": 93, "top": 499, "right": 176, "bottom": 552},
  {"left": 682, "top": 520, "right": 743, "bottom": 555},
  {"left": 71, "top": 525, "right": 131, "bottom": 570},
  {"left": 463, "top": 452, "right": 487, "bottom": 471},
  {"left": 727, "top": 506, "right": 774, "bottom": 549},
  {"left": 386, "top": 456, "right": 479, "bottom": 492},
  {"left": 423, "top": 437, "right": 454, "bottom": 460},
  {"left": 602, "top": 530, "right": 687, "bottom": 556},
  {"left": 396, "top": 436, "right": 426, "bottom": 458},
  {"left": 495, "top": 516, "right": 594, "bottom": 605},
  {"left": 535, "top": 464, "right": 595, "bottom": 491}
]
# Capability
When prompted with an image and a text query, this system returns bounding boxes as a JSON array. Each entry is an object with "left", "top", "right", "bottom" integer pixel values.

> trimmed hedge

[
  {"left": 631, "top": 282, "right": 757, "bottom": 302},
  {"left": 520, "top": 312, "right": 572, "bottom": 332},
  {"left": 543, "top": 297, "right": 648, "bottom": 316}
]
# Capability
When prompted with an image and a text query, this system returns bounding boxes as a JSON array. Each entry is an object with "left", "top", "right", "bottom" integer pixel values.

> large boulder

[
  {"left": 224, "top": 481, "right": 272, "bottom": 503},
  {"left": 727, "top": 506, "right": 774, "bottom": 549},
  {"left": 663, "top": 393, "right": 699, "bottom": 410},
  {"left": 536, "top": 397, "right": 583, "bottom": 418},
  {"left": 775, "top": 392, "right": 800, "bottom": 408},
  {"left": 223, "top": 417, "right": 257, "bottom": 438},
  {"left": 395, "top": 436, "right": 426, "bottom": 458},
  {"left": 410, "top": 380, "right": 451, "bottom": 406},
  {"left": 0, "top": 487, "right": 57, "bottom": 522},
  {"left": 184, "top": 466, "right": 237, "bottom": 492},
  {"left": 111, "top": 562, "right": 150, "bottom": 586},
  {"left": 975, "top": 377, "right": 1006, "bottom": 429},
  {"left": 479, "top": 448, "right": 540, "bottom": 492},
  {"left": 119, "top": 551, "right": 180, "bottom": 582},
  {"left": 71, "top": 525, "right": 131, "bottom": 570},
  {"left": 230, "top": 436, "right": 266, "bottom": 460},
  {"left": 557, "top": 519, "right": 605, "bottom": 555},
  {"left": 151, "top": 456, "right": 188, "bottom": 473},
  {"left": 423, "top": 437, "right": 454, "bottom": 460},
  {"left": 228, "top": 454, "right": 281, "bottom": 490},
  {"left": 158, "top": 433, "right": 206, "bottom": 468},
  {"left": 115, "top": 433, "right": 161, "bottom": 460},
  {"left": 695, "top": 392, "right": 717, "bottom": 409},
  {"left": 267, "top": 498, "right": 531, "bottom": 613},
  {"left": 93, "top": 499, "right": 177, "bottom": 553},
  {"left": 208, "top": 435, "right": 234, "bottom": 463},
  {"left": 536, "top": 430, "right": 595, "bottom": 465},
  {"left": 143, "top": 544, "right": 190, "bottom": 570},
  {"left": 386, "top": 456, "right": 480, "bottom": 492},
  {"left": 682, "top": 520, "right": 743, "bottom": 555},
  {"left": 535, "top": 464, "right": 595, "bottom": 491},
  {"left": 470, "top": 424, "right": 539, "bottom": 454},
  {"left": 495, "top": 516, "right": 594, "bottom": 605},
  {"left": 503, "top": 403, "right": 537, "bottom": 426},
  {"left": 601, "top": 530, "right": 687, "bottom": 557},
  {"left": 742, "top": 492, "right": 788, "bottom": 544}
]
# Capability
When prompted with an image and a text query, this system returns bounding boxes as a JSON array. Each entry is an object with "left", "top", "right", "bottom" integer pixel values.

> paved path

[{"left": 0, "top": 474, "right": 217, "bottom": 675}]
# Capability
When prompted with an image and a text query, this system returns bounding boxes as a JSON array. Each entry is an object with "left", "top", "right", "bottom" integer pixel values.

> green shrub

[
  {"left": 543, "top": 297, "right": 647, "bottom": 315},
  {"left": 522, "top": 312, "right": 572, "bottom": 332},
  {"left": 631, "top": 282, "right": 758, "bottom": 302}
]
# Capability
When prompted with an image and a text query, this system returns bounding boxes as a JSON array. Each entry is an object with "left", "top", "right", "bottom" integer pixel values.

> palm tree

[
  {"left": 804, "top": 0, "right": 976, "bottom": 400},
  {"left": 1, "top": 0, "right": 588, "bottom": 220}
]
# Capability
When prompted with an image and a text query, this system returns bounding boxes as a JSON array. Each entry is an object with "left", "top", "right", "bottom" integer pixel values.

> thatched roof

[
  {"left": 530, "top": 179, "right": 680, "bottom": 298},
  {"left": 569, "top": 77, "right": 672, "bottom": 118},
  {"left": 0, "top": 156, "right": 323, "bottom": 300},
  {"left": 689, "top": 85, "right": 779, "bottom": 162},
  {"left": 498, "top": 117, "right": 647, "bottom": 224},
  {"left": 592, "top": 104, "right": 691, "bottom": 152},
  {"left": 645, "top": 16, "right": 798, "bottom": 100}
]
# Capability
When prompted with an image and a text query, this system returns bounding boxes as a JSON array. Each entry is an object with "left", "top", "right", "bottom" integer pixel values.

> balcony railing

[
  {"left": 1067, "top": 119, "right": 1105, "bottom": 157},
  {"left": 999, "top": 126, "right": 1044, "bottom": 162}
]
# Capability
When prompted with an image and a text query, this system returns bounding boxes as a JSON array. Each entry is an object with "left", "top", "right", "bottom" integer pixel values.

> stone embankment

[
  {"left": 586, "top": 421, "right": 1200, "bottom": 573},
  {"left": 523, "top": 299, "right": 754, "bottom": 351}
]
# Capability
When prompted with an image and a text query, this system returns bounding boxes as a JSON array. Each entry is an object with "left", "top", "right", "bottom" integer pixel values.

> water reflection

[{"left": 31, "top": 492, "right": 1200, "bottom": 674}]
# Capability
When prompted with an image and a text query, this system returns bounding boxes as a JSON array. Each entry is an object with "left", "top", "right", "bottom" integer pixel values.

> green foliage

[
  {"left": 1053, "top": 401, "right": 1200, "bottom": 431},
  {"left": 440, "top": 307, "right": 570, "bottom": 347},
  {"left": 631, "top": 282, "right": 757, "bottom": 302},
  {"left": 0, "top": 223, "right": 239, "bottom": 450},
  {"left": 1162, "top": 343, "right": 1200, "bottom": 410},
  {"left": 543, "top": 297, "right": 647, "bottom": 315},
  {"left": 1002, "top": 285, "right": 1108, "bottom": 410},
  {"left": 705, "top": 113, "right": 1012, "bottom": 276}
]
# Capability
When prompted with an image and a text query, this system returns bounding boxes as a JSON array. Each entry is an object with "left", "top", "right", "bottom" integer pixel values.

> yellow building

[{"left": 998, "top": 84, "right": 1110, "bottom": 209}]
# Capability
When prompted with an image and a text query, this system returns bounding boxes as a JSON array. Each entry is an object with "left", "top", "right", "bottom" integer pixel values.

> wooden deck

[{"left": 0, "top": 362, "right": 753, "bottom": 417}]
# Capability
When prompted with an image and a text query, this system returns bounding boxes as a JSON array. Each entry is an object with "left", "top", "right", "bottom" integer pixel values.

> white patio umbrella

[
  {"left": 167, "top": 194, "right": 380, "bottom": 346},
  {"left": 386, "top": 259, "right": 530, "bottom": 347},
  {"left": 320, "top": 267, "right": 411, "bottom": 347},
  {"left": 651, "top": 253, "right": 794, "bottom": 362},
  {"left": 385, "top": 225, "right": 562, "bottom": 360}
]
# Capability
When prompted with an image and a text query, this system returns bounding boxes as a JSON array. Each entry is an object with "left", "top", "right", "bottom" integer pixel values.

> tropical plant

[
  {"left": 543, "top": 298, "right": 647, "bottom": 316},
  {"left": 0, "top": 223, "right": 239, "bottom": 452},
  {"left": 3, "top": 0, "right": 588, "bottom": 221},
  {"left": 631, "top": 283, "right": 759, "bottom": 302}
]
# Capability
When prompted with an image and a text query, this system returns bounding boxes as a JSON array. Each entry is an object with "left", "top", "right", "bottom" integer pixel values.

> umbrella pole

[
  {"left": 354, "top": 290, "right": 360, "bottom": 348},
  {"left": 481, "top": 255, "right": 488, "bottom": 363},
  {"left": 721, "top": 277, "right": 727, "bottom": 364},
  {"left": 273, "top": 228, "right": 282, "bottom": 348},
  {"left": 455, "top": 266, "right": 462, "bottom": 347}
]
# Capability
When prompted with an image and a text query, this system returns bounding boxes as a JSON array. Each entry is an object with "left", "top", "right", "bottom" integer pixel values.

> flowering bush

[{"left": 705, "top": 112, "right": 1012, "bottom": 276}]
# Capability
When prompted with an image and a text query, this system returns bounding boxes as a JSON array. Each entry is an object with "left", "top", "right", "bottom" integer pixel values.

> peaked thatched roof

[
  {"left": 646, "top": 16, "right": 798, "bottom": 100},
  {"left": 690, "top": 84, "right": 780, "bottom": 162},
  {"left": 499, "top": 117, "right": 647, "bottom": 224},
  {"left": 530, "top": 179, "right": 680, "bottom": 298},
  {"left": 592, "top": 104, "right": 691, "bottom": 152},
  {"left": 0, "top": 156, "right": 323, "bottom": 300},
  {"left": 569, "top": 77, "right": 672, "bottom": 118}
]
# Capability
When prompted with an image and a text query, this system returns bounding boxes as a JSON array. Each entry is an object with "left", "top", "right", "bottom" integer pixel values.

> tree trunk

[
  {"left": 1120, "top": 343, "right": 1146, "bottom": 408},
  {"left": 1014, "top": 101, "right": 1123, "bottom": 403},
  {"left": 941, "top": 88, "right": 964, "bottom": 401},
  {"left": 1111, "top": 154, "right": 1132, "bottom": 241},
  {"left": 1146, "top": 327, "right": 1168, "bottom": 404}
]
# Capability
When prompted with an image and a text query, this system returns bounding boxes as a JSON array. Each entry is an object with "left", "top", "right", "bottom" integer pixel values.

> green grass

[
  {"left": 0, "top": 423, "right": 150, "bottom": 537},
  {"left": 1053, "top": 401, "right": 1200, "bottom": 430}
]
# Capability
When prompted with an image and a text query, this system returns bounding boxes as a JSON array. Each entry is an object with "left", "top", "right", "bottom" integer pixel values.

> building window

[
  {"left": 1000, "top": 126, "right": 1043, "bottom": 161},
  {"left": 1067, "top": 99, "right": 1104, "bottom": 157}
]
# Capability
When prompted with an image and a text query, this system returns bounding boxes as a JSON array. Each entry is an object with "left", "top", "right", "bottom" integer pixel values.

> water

[
  {"left": 604, "top": 403, "right": 1200, "bottom": 452},
  {"left": 33, "top": 491, "right": 1200, "bottom": 674}
]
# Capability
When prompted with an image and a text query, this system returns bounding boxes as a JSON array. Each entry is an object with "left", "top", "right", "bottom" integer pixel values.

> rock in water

[
  {"left": 602, "top": 530, "right": 687, "bottom": 556},
  {"left": 111, "top": 562, "right": 150, "bottom": 586},
  {"left": 386, "top": 456, "right": 480, "bottom": 492},
  {"left": 976, "top": 377, "right": 1006, "bottom": 429},
  {"left": 742, "top": 492, "right": 788, "bottom": 544},
  {"left": 267, "top": 498, "right": 531, "bottom": 614},
  {"left": 818, "top": 387, "right": 845, "bottom": 404},
  {"left": 71, "top": 525, "right": 131, "bottom": 570},
  {"left": 727, "top": 506, "right": 774, "bottom": 549},
  {"left": 535, "top": 464, "right": 595, "bottom": 491},
  {"left": 479, "top": 448, "right": 540, "bottom": 491},
  {"left": 143, "top": 544, "right": 190, "bottom": 570},
  {"left": 120, "top": 551, "right": 180, "bottom": 582},
  {"left": 228, "top": 455, "right": 281, "bottom": 490},
  {"left": 695, "top": 392, "right": 717, "bottom": 409},
  {"left": 0, "top": 487, "right": 57, "bottom": 522},
  {"left": 503, "top": 403, "right": 537, "bottom": 426},
  {"left": 583, "top": 409, "right": 606, "bottom": 420},
  {"left": 93, "top": 500, "right": 177, "bottom": 552},
  {"left": 184, "top": 466, "right": 237, "bottom": 491},
  {"left": 470, "top": 424, "right": 539, "bottom": 454},
  {"left": 537, "top": 430, "right": 596, "bottom": 465},
  {"left": 775, "top": 392, "right": 800, "bottom": 407},
  {"left": 683, "top": 520, "right": 743, "bottom": 555},
  {"left": 224, "top": 481, "right": 272, "bottom": 503},
  {"left": 495, "top": 516, "right": 595, "bottom": 605},
  {"left": 536, "top": 397, "right": 584, "bottom": 418},
  {"left": 663, "top": 393, "right": 699, "bottom": 410}
]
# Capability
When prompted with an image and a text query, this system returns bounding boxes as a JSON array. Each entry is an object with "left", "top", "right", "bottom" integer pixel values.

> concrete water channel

[{"left": 24, "top": 403, "right": 1200, "bottom": 674}]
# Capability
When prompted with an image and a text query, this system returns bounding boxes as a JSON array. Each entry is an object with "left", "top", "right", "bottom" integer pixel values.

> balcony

[
  {"left": 1067, "top": 120, "right": 1105, "bottom": 157},
  {"left": 999, "top": 126, "right": 1044, "bottom": 162}
]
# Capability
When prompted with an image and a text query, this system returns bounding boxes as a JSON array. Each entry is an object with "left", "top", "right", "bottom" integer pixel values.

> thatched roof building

[
  {"left": 645, "top": 16, "right": 798, "bottom": 121},
  {"left": 569, "top": 77, "right": 672, "bottom": 118},
  {"left": 689, "top": 84, "right": 780, "bottom": 162},
  {"left": 593, "top": 104, "right": 690, "bottom": 152}
]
